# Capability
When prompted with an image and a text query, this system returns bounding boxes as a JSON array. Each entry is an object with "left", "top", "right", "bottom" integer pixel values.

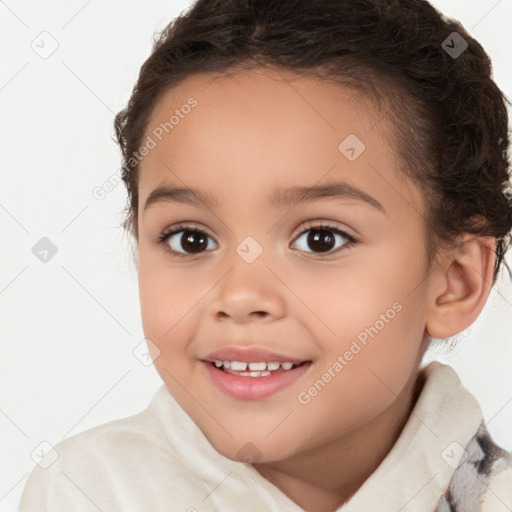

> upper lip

[{"left": 203, "top": 346, "right": 309, "bottom": 364}]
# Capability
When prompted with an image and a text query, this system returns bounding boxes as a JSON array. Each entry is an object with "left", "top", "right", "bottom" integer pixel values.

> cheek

[
  {"left": 302, "top": 244, "right": 427, "bottom": 404},
  {"left": 296, "top": 310, "right": 424, "bottom": 446},
  {"left": 137, "top": 249, "right": 196, "bottom": 349},
  {"left": 137, "top": 262, "right": 199, "bottom": 394},
  {"left": 293, "top": 250, "right": 411, "bottom": 342}
]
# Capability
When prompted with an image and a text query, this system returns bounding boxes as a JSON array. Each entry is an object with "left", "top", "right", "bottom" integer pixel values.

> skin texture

[{"left": 135, "top": 67, "right": 496, "bottom": 511}]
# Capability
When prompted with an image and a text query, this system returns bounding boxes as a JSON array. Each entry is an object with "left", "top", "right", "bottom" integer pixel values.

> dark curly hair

[{"left": 114, "top": 0, "right": 512, "bottom": 283}]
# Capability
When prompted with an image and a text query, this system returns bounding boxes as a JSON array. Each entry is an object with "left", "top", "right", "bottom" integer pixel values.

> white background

[{"left": 1, "top": 1, "right": 511, "bottom": 510}]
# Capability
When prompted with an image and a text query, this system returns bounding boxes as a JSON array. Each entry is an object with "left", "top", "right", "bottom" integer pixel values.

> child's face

[{"left": 137, "top": 68, "right": 433, "bottom": 462}]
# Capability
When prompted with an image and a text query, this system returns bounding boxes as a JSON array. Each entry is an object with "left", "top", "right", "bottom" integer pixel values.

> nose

[
  {"left": 209, "top": 260, "right": 286, "bottom": 325},
  {"left": 217, "top": 309, "right": 269, "bottom": 321}
]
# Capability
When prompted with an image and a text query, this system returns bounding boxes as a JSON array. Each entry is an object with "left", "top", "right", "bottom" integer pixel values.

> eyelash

[{"left": 154, "top": 221, "right": 357, "bottom": 259}]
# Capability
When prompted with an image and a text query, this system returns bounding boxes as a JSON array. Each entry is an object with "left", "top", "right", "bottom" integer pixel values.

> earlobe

[{"left": 425, "top": 235, "right": 496, "bottom": 339}]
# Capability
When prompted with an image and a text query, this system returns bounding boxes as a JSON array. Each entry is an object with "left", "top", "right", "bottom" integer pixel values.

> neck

[{"left": 253, "top": 367, "right": 425, "bottom": 512}]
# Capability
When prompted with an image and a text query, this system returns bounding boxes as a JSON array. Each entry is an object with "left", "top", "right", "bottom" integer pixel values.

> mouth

[
  {"left": 203, "top": 359, "right": 313, "bottom": 400},
  {"left": 209, "top": 360, "right": 310, "bottom": 377}
]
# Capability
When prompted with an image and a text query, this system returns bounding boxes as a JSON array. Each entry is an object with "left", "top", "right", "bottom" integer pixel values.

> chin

[{"left": 207, "top": 432, "right": 298, "bottom": 464}]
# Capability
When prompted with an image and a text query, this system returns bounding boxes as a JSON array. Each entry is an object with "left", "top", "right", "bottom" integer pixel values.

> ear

[{"left": 425, "top": 235, "right": 497, "bottom": 339}]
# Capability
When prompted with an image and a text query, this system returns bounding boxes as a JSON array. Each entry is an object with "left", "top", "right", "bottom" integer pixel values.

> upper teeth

[{"left": 214, "top": 360, "right": 295, "bottom": 371}]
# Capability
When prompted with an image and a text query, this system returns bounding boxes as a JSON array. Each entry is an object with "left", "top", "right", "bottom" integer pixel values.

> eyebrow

[{"left": 143, "top": 181, "right": 386, "bottom": 214}]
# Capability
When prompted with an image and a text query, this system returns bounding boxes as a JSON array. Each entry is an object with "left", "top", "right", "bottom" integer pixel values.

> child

[{"left": 19, "top": 0, "right": 512, "bottom": 510}]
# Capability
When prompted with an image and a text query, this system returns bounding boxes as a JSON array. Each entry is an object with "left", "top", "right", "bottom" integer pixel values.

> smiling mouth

[
  {"left": 204, "top": 359, "right": 313, "bottom": 400},
  {"left": 210, "top": 360, "right": 310, "bottom": 377}
]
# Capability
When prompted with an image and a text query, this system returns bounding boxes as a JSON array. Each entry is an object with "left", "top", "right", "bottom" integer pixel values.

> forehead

[
  {"left": 145, "top": 67, "right": 381, "bottom": 146},
  {"left": 138, "top": 67, "right": 420, "bottom": 216}
]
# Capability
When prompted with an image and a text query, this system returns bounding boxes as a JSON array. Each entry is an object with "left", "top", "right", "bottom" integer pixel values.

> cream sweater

[{"left": 19, "top": 362, "right": 512, "bottom": 511}]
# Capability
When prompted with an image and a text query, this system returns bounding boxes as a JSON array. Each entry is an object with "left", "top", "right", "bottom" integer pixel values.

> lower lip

[{"left": 203, "top": 361, "right": 312, "bottom": 400}]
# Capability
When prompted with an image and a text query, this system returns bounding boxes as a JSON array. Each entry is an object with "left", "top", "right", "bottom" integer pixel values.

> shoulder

[
  {"left": 40, "top": 386, "right": 174, "bottom": 466},
  {"left": 481, "top": 460, "right": 512, "bottom": 512},
  {"left": 478, "top": 425, "right": 512, "bottom": 511},
  {"left": 465, "top": 427, "right": 512, "bottom": 511},
  {"left": 19, "top": 386, "right": 192, "bottom": 511},
  {"left": 436, "top": 423, "right": 512, "bottom": 512}
]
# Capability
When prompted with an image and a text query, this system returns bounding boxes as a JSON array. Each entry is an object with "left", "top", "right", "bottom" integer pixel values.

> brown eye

[
  {"left": 292, "top": 224, "right": 354, "bottom": 255},
  {"left": 156, "top": 222, "right": 356, "bottom": 259},
  {"left": 167, "top": 229, "right": 215, "bottom": 255}
]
